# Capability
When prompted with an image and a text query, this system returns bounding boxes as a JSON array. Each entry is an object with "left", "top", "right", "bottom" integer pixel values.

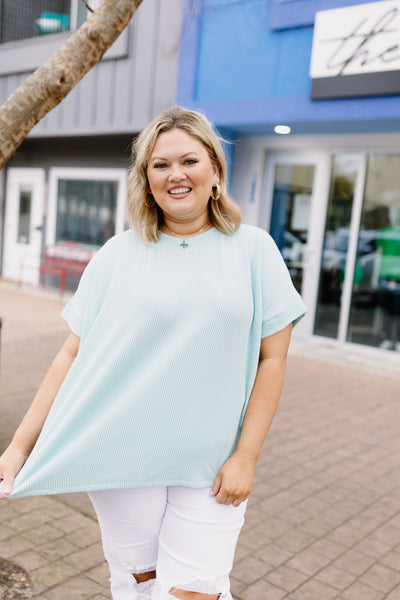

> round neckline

[{"left": 159, "top": 226, "right": 217, "bottom": 244}]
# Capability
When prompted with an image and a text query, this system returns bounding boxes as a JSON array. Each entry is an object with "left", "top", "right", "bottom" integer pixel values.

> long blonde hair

[{"left": 127, "top": 106, "right": 242, "bottom": 244}]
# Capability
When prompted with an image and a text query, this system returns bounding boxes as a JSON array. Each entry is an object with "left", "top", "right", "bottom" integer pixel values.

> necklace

[{"left": 162, "top": 221, "right": 212, "bottom": 248}]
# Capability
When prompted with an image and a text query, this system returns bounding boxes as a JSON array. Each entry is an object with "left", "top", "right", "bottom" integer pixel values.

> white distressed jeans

[{"left": 89, "top": 486, "right": 247, "bottom": 600}]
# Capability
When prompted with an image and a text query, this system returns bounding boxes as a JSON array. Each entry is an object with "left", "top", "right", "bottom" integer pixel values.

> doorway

[
  {"left": 3, "top": 168, "right": 45, "bottom": 285},
  {"left": 262, "top": 148, "right": 400, "bottom": 352}
]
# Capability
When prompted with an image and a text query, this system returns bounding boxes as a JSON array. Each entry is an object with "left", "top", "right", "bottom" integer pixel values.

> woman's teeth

[{"left": 169, "top": 187, "right": 191, "bottom": 194}]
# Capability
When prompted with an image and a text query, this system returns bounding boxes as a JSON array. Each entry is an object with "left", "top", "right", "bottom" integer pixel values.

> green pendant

[{"left": 180, "top": 240, "right": 189, "bottom": 248}]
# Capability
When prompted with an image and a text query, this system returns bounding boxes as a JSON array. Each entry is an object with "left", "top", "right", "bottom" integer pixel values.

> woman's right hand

[{"left": 0, "top": 444, "right": 29, "bottom": 499}]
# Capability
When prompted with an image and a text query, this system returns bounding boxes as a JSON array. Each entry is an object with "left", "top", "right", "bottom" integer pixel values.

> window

[
  {"left": 17, "top": 184, "right": 33, "bottom": 244},
  {"left": 0, "top": 0, "right": 71, "bottom": 44},
  {"left": 47, "top": 168, "right": 127, "bottom": 250},
  {"left": 56, "top": 179, "right": 118, "bottom": 248},
  {"left": 0, "top": 0, "right": 128, "bottom": 73}
]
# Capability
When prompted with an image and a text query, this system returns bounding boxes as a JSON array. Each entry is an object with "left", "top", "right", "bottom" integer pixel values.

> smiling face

[{"left": 146, "top": 128, "right": 220, "bottom": 227}]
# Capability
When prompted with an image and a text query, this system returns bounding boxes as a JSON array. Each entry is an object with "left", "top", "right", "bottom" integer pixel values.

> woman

[{"left": 0, "top": 106, "right": 306, "bottom": 600}]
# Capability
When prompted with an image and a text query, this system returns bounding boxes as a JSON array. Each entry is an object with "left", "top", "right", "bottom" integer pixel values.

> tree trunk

[{"left": 0, "top": 0, "right": 144, "bottom": 169}]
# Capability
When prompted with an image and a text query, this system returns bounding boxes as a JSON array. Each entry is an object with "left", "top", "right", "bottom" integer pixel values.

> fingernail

[
  {"left": 3, "top": 487, "right": 10, "bottom": 495},
  {"left": 209, "top": 489, "right": 214, "bottom": 496}
]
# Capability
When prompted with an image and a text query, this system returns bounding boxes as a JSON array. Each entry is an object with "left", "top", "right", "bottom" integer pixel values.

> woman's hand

[
  {"left": 210, "top": 451, "right": 257, "bottom": 507},
  {"left": 0, "top": 444, "right": 29, "bottom": 499}
]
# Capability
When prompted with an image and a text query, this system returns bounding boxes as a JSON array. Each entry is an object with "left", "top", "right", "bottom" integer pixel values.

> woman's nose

[{"left": 168, "top": 164, "right": 185, "bottom": 181}]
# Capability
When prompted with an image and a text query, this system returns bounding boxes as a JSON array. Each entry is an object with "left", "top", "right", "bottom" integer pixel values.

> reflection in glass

[
  {"left": 17, "top": 185, "right": 33, "bottom": 244},
  {"left": 269, "top": 164, "right": 314, "bottom": 294},
  {"left": 314, "top": 155, "right": 358, "bottom": 338},
  {"left": 348, "top": 155, "right": 400, "bottom": 351}
]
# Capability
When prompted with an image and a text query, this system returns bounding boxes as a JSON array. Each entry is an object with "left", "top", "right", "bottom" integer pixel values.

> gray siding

[{"left": 0, "top": 0, "right": 183, "bottom": 136}]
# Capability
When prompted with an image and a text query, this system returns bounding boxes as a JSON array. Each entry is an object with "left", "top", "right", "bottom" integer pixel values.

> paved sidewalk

[{"left": 1, "top": 281, "right": 400, "bottom": 599}]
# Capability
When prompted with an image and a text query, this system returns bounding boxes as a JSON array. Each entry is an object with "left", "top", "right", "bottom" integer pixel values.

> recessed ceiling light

[{"left": 274, "top": 125, "right": 291, "bottom": 135}]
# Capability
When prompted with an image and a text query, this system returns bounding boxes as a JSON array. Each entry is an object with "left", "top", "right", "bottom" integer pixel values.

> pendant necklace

[{"left": 163, "top": 221, "right": 212, "bottom": 248}]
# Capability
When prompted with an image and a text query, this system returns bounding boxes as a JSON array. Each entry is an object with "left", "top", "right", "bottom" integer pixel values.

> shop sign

[{"left": 310, "top": 0, "right": 400, "bottom": 99}]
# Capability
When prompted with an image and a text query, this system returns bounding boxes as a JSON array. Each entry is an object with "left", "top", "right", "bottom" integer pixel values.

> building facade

[
  {"left": 0, "top": 0, "right": 183, "bottom": 287},
  {"left": 178, "top": 0, "right": 400, "bottom": 355}
]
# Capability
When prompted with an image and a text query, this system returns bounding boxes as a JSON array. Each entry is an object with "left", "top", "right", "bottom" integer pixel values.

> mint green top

[{"left": 7, "top": 225, "right": 306, "bottom": 498}]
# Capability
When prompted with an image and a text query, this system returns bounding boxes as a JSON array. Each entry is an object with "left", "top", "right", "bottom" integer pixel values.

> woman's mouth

[{"left": 168, "top": 187, "right": 192, "bottom": 198}]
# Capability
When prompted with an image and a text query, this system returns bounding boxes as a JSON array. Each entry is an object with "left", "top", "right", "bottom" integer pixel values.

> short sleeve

[
  {"left": 259, "top": 232, "right": 307, "bottom": 338},
  {"left": 61, "top": 243, "right": 112, "bottom": 340}
]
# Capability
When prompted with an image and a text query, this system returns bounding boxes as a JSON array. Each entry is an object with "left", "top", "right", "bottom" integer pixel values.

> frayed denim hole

[
  {"left": 134, "top": 577, "right": 157, "bottom": 597},
  {"left": 168, "top": 575, "right": 227, "bottom": 596},
  {"left": 132, "top": 568, "right": 157, "bottom": 583},
  {"left": 168, "top": 585, "right": 223, "bottom": 599}
]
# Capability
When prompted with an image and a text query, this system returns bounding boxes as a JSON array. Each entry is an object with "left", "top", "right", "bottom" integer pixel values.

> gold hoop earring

[
  {"left": 144, "top": 194, "right": 155, "bottom": 208},
  {"left": 211, "top": 184, "right": 221, "bottom": 201}
]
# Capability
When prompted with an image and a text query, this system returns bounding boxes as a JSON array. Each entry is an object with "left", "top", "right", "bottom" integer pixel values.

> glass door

[
  {"left": 263, "top": 152, "right": 331, "bottom": 335},
  {"left": 348, "top": 154, "right": 400, "bottom": 351},
  {"left": 264, "top": 150, "right": 400, "bottom": 352},
  {"left": 314, "top": 154, "right": 365, "bottom": 339},
  {"left": 269, "top": 164, "right": 314, "bottom": 294},
  {"left": 314, "top": 151, "right": 400, "bottom": 353}
]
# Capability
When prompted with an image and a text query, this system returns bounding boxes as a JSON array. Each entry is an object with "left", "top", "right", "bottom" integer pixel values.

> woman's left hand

[{"left": 210, "top": 451, "right": 257, "bottom": 507}]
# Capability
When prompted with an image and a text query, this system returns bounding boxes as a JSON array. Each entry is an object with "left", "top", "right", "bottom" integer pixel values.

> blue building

[{"left": 178, "top": 0, "right": 400, "bottom": 355}]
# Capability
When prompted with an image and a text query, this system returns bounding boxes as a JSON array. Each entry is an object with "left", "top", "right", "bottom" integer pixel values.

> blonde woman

[{"left": 0, "top": 106, "right": 306, "bottom": 600}]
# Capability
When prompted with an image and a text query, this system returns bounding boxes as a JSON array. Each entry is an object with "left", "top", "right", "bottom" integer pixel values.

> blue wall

[
  {"left": 196, "top": 1, "right": 313, "bottom": 100},
  {"left": 270, "top": 0, "right": 382, "bottom": 30},
  {"left": 177, "top": 0, "right": 400, "bottom": 135}
]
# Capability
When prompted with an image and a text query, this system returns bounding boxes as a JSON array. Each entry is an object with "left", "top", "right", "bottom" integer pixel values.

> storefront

[
  {"left": 2, "top": 137, "right": 131, "bottom": 287},
  {"left": 178, "top": 0, "right": 400, "bottom": 354},
  {"left": 0, "top": 0, "right": 183, "bottom": 288},
  {"left": 232, "top": 134, "right": 400, "bottom": 353}
]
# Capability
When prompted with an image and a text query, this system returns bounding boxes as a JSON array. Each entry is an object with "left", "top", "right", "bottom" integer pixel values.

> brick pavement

[{"left": 1, "top": 280, "right": 400, "bottom": 599}]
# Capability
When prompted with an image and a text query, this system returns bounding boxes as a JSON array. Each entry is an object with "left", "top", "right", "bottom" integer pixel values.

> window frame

[{"left": 46, "top": 167, "right": 128, "bottom": 250}]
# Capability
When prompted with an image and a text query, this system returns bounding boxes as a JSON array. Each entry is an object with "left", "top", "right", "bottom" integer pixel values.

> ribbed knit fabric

[{"left": 6, "top": 225, "right": 306, "bottom": 498}]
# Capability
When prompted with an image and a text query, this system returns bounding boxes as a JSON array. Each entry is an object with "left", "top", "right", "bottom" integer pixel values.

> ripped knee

[
  {"left": 169, "top": 587, "right": 221, "bottom": 600},
  {"left": 133, "top": 570, "right": 156, "bottom": 583}
]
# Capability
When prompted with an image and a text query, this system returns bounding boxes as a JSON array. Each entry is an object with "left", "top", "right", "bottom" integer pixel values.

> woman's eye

[
  {"left": 153, "top": 163, "right": 167, "bottom": 169},
  {"left": 185, "top": 158, "right": 198, "bottom": 165}
]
